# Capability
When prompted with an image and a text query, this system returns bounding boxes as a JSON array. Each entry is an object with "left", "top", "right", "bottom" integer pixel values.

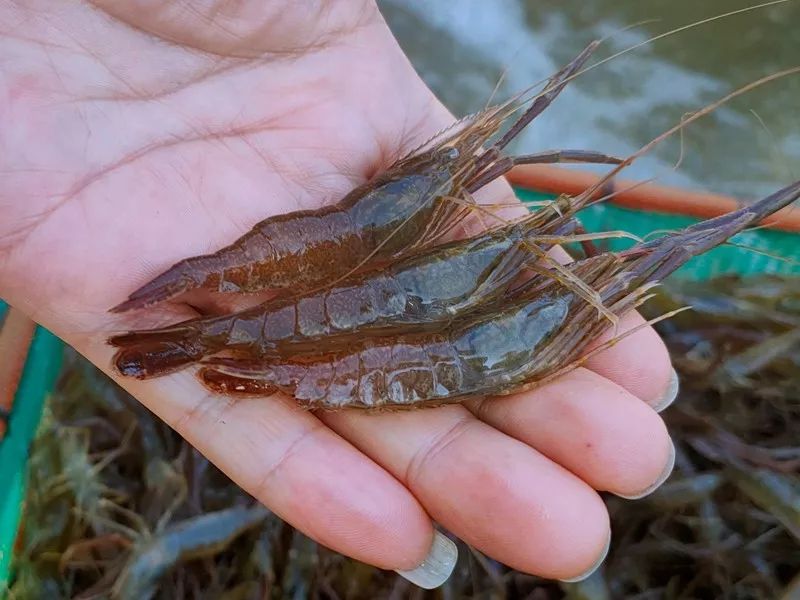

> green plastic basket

[
  {"left": 0, "top": 303, "right": 62, "bottom": 592},
  {"left": 0, "top": 188, "right": 797, "bottom": 591},
  {"left": 517, "top": 189, "right": 800, "bottom": 278}
]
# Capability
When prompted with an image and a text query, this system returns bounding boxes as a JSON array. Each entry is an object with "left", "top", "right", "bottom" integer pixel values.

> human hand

[{"left": 0, "top": 0, "right": 678, "bottom": 586}]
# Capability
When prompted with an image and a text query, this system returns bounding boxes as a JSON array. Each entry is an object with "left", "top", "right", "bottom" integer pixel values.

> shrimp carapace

[
  {"left": 198, "top": 180, "right": 800, "bottom": 409},
  {"left": 110, "top": 42, "right": 616, "bottom": 313}
]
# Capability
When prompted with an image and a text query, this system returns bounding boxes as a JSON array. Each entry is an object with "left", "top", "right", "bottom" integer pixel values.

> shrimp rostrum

[
  {"left": 109, "top": 191, "right": 629, "bottom": 379},
  {"left": 110, "top": 41, "right": 620, "bottom": 313},
  {"left": 198, "top": 181, "right": 800, "bottom": 409}
]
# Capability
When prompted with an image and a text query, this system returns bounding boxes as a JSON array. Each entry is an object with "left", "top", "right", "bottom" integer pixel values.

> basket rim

[
  {"left": 0, "top": 305, "right": 62, "bottom": 591},
  {"left": 508, "top": 164, "right": 800, "bottom": 233}
]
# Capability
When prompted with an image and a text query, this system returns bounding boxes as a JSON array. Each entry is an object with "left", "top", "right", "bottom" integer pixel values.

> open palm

[{"left": 0, "top": 0, "right": 677, "bottom": 583}]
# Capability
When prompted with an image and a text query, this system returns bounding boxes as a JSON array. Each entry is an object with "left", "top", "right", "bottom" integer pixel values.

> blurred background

[
  {"left": 3, "top": 2, "right": 799, "bottom": 599},
  {"left": 382, "top": 0, "right": 800, "bottom": 199}
]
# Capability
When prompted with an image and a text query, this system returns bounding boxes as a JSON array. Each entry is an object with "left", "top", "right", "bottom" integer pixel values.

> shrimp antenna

[
  {"left": 499, "top": 1, "right": 795, "bottom": 124},
  {"left": 575, "top": 66, "right": 800, "bottom": 209},
  {"left": 569, "top": 0, "right": 794, "bottom": 85},
  {"left": 485, "top": 65, "right": 510, "bottom": 110},
  {"left": 722, "top": 241, "right": 799, "bottom": 266}
]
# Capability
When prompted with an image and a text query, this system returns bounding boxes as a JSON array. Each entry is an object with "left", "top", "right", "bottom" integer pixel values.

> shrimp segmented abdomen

[
  {"left": 232, "top": 208, "right": 356, "bottom": 292},
  {"left": 319, "top": 338, "right": 464, "bottom": 408},
  {"left": 201, "top": 294, "right": 575, "bottom": 408},
  {"left": 319, "top": 275, "right": 407, "bottom": 335}
]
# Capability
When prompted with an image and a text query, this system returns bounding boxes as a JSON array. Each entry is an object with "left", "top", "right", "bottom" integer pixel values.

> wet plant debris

[{"left": 6, "top": 274, "right": 800, "bottom": 599}]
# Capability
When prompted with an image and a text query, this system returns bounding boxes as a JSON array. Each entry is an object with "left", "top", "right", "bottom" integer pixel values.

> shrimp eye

[{"left": 445, "top": 147, "right": 460, "bottom": 160}]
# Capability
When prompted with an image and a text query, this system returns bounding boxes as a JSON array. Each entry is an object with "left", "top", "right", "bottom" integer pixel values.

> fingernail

[
  {"left": 395, "top": 531, "right": 458, "bottom": 589},
  {"left": 558, "top": 530, "right": 611, "bottom": 583},
  {"left": 652, "top": 367, "right": 680, "bottom": 413},
  {"left": 616, "top": 438, "right": 676, "bottom": 500}
]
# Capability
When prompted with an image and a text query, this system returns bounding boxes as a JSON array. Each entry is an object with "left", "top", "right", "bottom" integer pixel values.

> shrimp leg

[
  {"left": 199, "top": 368, "right": 277, "bottom": 397},
  {"left": 465, "top": 150, "right": 622, "bottom": 194},
  {"left": 415, "top": 144, "right": 621, "bottom": 251},
  {"left": 475, "top": 41, "right": 601, "bottom": 168}
]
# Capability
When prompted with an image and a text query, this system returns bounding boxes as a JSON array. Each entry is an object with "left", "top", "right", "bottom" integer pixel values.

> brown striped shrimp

[
  {"left": 197, "top": 181, "right": 800, "bottom": 408},
  {"left": 109, "top": 42, "right": 620, "bottom": 313}
]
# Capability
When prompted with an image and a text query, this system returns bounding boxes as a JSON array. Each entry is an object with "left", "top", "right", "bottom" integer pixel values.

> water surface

[{"left": 381, "top": 0, "right": 800, "bottom": 200}]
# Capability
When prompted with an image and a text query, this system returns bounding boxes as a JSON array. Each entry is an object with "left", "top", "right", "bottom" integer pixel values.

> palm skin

[{"left": 0, "top": 0, "right": 675, "bottom": 580}]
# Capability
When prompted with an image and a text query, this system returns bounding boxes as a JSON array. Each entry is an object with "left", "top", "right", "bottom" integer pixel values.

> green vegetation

[{"left": 7, "top": 275, "right": 800, "bottom": 599}]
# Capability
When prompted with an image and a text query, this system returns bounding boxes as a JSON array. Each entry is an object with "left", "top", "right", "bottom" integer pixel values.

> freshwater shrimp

[
  {"left": 112, "top": 505, "right": 269, "bottom": 600},
  {"left": 110, "top": 42, "right": 620, "bottom": 313},
  {"left": 198, "top": 180, "right": 800, "bottom": 409},
  {"left": 109, "top": 192, "right": 632, "bottom": 379}
]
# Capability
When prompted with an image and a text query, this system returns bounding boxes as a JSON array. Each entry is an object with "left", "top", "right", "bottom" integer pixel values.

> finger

[
  {"left": 75, "top": 339, "right": 435, "bottom": 572},
  {"left": 583, "top": 310, "right": 676, "bottom": 409},
  {"left": 467, "top": 368, "right": 675, "bottom": 499},
  {"left": 471, "top": 180, "right": 677, "bottom": 409},
  {"left": 321, "top": 405, "right": 610, "bottom": 581}
]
